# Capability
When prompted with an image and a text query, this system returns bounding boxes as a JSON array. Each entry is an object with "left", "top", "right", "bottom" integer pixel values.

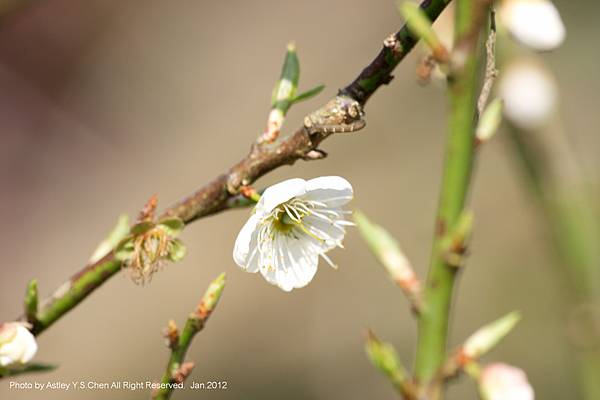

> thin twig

[
  {"left": 152, "top": 273, "right": 226, "bottom": 400},
  {"left": 476, "top": 8, "right": 498, "bottom": 116},
  {"left": 20, "top": 0, "right": 451, "bottom": 337}
]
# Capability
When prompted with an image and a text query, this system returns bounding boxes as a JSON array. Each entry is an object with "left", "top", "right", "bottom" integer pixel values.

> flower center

[
  {"left": 271, "top": 198, "right": 313, "bottom": 232},
  {"left": 256, "top": 197, "right": 321, "bottom": 252}
]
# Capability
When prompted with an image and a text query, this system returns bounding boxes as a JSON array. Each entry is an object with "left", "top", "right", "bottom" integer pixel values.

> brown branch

[
  {"left": 23, "top": 0, "right": 451, "bottom": 336},
  {"left": 342, "top": 0, "right": 451, "bottom": 105}
]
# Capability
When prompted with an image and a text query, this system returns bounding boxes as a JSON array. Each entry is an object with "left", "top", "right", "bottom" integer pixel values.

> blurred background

[{"left": 0, "top": 0, "right": 598, "bottom": 399}]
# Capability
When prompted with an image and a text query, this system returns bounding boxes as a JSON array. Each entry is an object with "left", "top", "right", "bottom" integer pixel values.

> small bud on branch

[
  {"left": 476, "top": 98, "right": 503, "bottom": 144},
  {"left": 439, "top": 311, "right": 522, "bottom": 381},
  {"left": 258, "top": 42, "right": 325, "bottom": 144},
  {"left": 462, "top": 311, "right": 521, "bottom": 361},
  {"left": 139, "top": 194, "right": 158, "bottom": 222},
  {"left": 196, "top": 273, "right": 226, "bottom": 320},
  {"left": 171, "top": 361, "right": 195, "bottom": 384},
  {"left": 24, "top": 280, "right": 39, "bottom": 327},
  {"left": 163, "top": 320, "right": 179, "bottom": 350},
  {"left": 439, "top": 210, "right": 474, "bottom": 268},
  {"left": 416, "top": 54, "right": 437, "bottom": 85},
  {"left": 355, "top": 211, "right": 423, "bottom": 313},
  {"left": 400, "top": 2, "right": 449, "bottom": 63},
  {"left": 365, "top": 330, "right": 415, "bottom": 398}
]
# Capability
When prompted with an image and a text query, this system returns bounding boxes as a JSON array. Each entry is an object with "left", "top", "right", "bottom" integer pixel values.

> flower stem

[{"left": 414, "top": 0, "right": 487, "bottom": 394}]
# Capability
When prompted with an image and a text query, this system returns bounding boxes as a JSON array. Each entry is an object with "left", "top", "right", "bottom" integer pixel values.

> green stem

[
  {"left": 154, "top": 319, "right": 200, "bottom": 400},
  {"left": 153, "top": 273, "right": 226, "bottom": 400},
  {"left": 26, "top": 195, "right": 247, "bottom": 336},
  {"left": 414, "top": 0, "right": 485, "bottom": 394},
  {"left": 34, "top": 258, "right": 121, "bottom": 335}
]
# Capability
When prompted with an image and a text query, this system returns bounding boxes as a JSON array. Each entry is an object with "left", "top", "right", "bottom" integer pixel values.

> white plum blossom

[
  {"left": 233, "top": 176, "right": 353, "bottom": 291},
  {"left": 0, "top": 322, "right": 38, "bottom": 367},
  {"left": 480, "top": 363, "right": 534, "bottom": 400},
  {"left": 499, "top": 60, "right": 557, "bottom": 130},
  {"left": 499, "top": 0, "right": 565, "bottom": 51}
]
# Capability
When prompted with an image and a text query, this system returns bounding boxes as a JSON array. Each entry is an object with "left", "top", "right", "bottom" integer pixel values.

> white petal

[
  {"left": 256, "top": 178, "right": 307, "bottom": 214},
  {"left": 303, "top": 214, "right": 346, "bottom": 249},
  {"left": 275, "top": 270, "right": 295, "bottom": 292},
  {"left": 274, "top": 237, "right": 318, "bottom": 291},
  {"left": 233, "top": 214, "right": 260, "bottom": 271},
  {"left": 499, "top": 60, "right": 557, "bottom": 130},
  {"left": 501, "top": 0, "right": 565, "bottom": 51},
  {"left": 0, "top": 342, "right": 22, "bottom": 366},
  {"left": 244, "top": 244, "right": 261, "bottom": 273},
  {"left": 304, "top": 176, "right": 353, "bottom": 206},
  {"left": 0, "top": 355, "right": 12, "bottom": 366},
  {"left": 16, "top": 326, "right": 37, "bottom": 363},
  {"left": 480, "top": 363, "right": 534, "bottom": 400},
  {"left": 0, "top": 324, "right": 37, "bottom": 366},
  {"left": 261, "top": 267, "right": 278, "bottom": 285}
]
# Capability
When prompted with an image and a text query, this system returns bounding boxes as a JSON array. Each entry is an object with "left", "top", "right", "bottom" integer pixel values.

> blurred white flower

[
  {"left": 480, "top": 363, "right": 534, "bottom": 400},
  {"left": 499, "top": 0, "right": 566, "bottom": 51},
  {"left": 233, "top": 177, "right": 353, "bottom": 291},
  {"left": 499, "top": 60, "right": 557, "bottom": 130},
  {"left": 0, "top": 322, "right": 38, "bottom": 367}
]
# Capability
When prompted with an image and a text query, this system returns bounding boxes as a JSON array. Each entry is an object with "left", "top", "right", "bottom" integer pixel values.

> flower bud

[
  {"left": 499, "top": 60, "right": 557, "bottom": 130},
  {"left": 197, "top": 273, "right": 226, "bottom": 319},
  {"left": 476, "top": 99, "right": 504, "bottom": 144},
  {"left": 500, "top": 0, "right": 565, "bottom": 51},
  {"left": 463, "top": 312, "right": 521, "bottom": 360},
  {"left": 0, "top": 322, "right": 38, "bottom": 367},
  {"left": 480, "top": 363, "right": 534, "bottom": 400},
  {"left": 365, "top": 331, "right": 409, "bottom": 392},
  {"left": 354, "top": 211, "right": 421, "bottom": 302}
]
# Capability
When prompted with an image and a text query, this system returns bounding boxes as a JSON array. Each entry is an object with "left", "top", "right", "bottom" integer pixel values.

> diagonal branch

[
  {"left": 342, "top": 0, "right": 451, "bottom": 105},
  {"left": 22, "top": 0, "right": 451, "bottom": 336}
]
